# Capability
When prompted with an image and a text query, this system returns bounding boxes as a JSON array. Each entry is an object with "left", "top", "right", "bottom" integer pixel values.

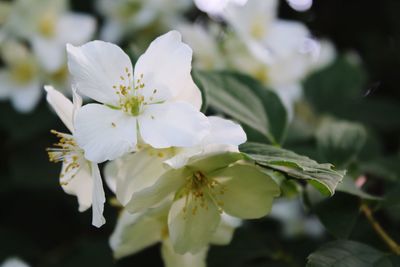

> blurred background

[{"left": 0, "top": 0, "right": 400, "bottom": 266}]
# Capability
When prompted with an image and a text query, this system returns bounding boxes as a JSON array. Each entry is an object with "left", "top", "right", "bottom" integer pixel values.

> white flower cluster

[
  {"left": 0, "top": 0, "right": 95, "bottom": 112},
  {"left": 45, "top": 31, "right": 280, "bottom": 266}
]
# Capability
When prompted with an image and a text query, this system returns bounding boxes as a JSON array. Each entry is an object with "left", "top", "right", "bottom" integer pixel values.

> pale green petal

[
  {"left": 161, "top": 238, "right": 208, "bottom": 267},
  {"left": 113, "top": 150, "right": 169, "bottom": 206},
  {"left": 212, "top": 164, "right": 280, "bottom": 219},
  {"left": 168, "top": 196, "right": 221, "bottom": 254},
  {"left": 210, "top": 214, "right": 242, "bottom": 245},
  {"left": 110, "top": 209, "right": 165, "bottom": 259},
  {"left": 187, "top": 152, "right": 243, "bottom": 174},
  {"left": 126, "top": 168, "right": 188, "bottom": 213}
]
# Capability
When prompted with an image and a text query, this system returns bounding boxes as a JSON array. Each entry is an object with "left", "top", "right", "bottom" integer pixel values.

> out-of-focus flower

[
  {"left": 0, "top": 41, "right": 41, "bottom": 113},
  {"left": 287, "top": 0, "right": 313, "bottom": 12},
  {"left": 0, "top": 258, "right": 30, "bottom": 267},
  {"left": 45, "top": 85, "right": 106, "bottom": 228},
  {"left": 104, "top": 116, "right": 246, "bottom": 208},
  {"left": 178, "top": 23, "right": 226, "bottom": 70},
  {"left": 222, "top": 0, "right": 336, "bottom": 118},
  {"left": 98, "top": 0, "right": 191, "bottom": 43},
  {"left": 109, "top": 202, "right": 241, "bottom": 267},
  {"left": 124, "top": 152, "right": 280, "bottom": 253},
  {"left": 67, "top": 31, "right": 209, "bottom": 163},
  {"left": 194, "top": 0, "right": 248, "bottom": 16},
  {"left": 2, "top": 0, "right": 96, "bottom": 72}
]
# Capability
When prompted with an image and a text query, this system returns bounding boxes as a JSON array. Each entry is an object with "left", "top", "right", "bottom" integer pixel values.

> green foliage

[
  {"left": 307, "top": 240, "right": 400, "bottom": 267},
  {"left": 316, "top": 118, "right": 367, "bottom": 167},
  {"left": 193, "top": 71, "right": 288, "bottom": 145},
  {"left": 241, "top": 142, "right": 345, "bottom": 196},
  {"left": 314, "top": 193, "right": 360, "bottom": 239}
]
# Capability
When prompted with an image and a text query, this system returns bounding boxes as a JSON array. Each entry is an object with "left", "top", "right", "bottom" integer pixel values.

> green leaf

[
  {"left": 314, "top": 193, "right": 360, "bottom": 239},
  {"left": 316, "top": 118, "right": 367, "bottom": 167},
  {"left": 193, "top": 71, "right": 287, "bottom": 145},
  {"left": 240, "top": 142, "right": 345, "bottom": 196},
  {"left": 304, "top": 55, "right": 366, "bottom": 114},
  {"left": 307, "top": 240, "right": 398, "bottom": 267},
  {"left": 336, "top": 175, "right": 381, "bottom": 200}
]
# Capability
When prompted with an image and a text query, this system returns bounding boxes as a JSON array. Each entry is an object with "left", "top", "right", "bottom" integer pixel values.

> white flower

[
  {"left": 124, "top": 152, "right": 280, "bottom": 253},
  {"left": 45, "top": 85, "right": 106, "bottom": 228},
  {"left": 1, "top": 258, "right": 30, "bottom": 267},
  {"left": 0, "top": 41, "right": 41, "bottom": 113},
  {"left": 3, "top": 0, "right": 96, "bottom": 72},
  {"left": 67, "top": 31, "right": 210, "bottom": 163},
  {"left": 98, "top": 0, "right": 192, "bottom": 43},
  {"left": 104, "top": 116, "right": 246, "bottom": 209},
  {"left": 194, "top": 0, "right": 248, "bottom": 16},
  {"left": 178, "top": 22, "right": 226, "bottom": 70},
  {"left": 109, "top": 203, "right": 241, "bottom": 267}
]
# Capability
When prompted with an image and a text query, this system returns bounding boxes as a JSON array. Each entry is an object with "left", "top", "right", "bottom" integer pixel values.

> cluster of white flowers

[
  {"left": 179, "top": 0, "right": 336, "bottom": 118},
  {"left": 0, "top": 0, "right": 95, "bottom": 112},
  {"left": 45, "top": 31, "right": 280, "bottom": 266}
]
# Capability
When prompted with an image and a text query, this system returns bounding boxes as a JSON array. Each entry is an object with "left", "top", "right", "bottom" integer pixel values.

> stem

[{"left": 360, "top": 203, "right": 400, "bottom": 255}]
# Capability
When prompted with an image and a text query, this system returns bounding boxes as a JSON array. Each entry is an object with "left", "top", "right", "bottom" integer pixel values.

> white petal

[
  {"left": 32, "top": 37, "right": 65, "bottom": 72},
  {"left": 134, "top": 31, "right": 202, "bottom": 110},
  {"left": 161, "top": 239, "right": 207, "bottom": 267},
  {"left": 74, "top": 104, "right": 137, "bottom": 163},
  {"left": 265, "top": 20, "right": 310, "bottom": 59},
  {"left": 203, "top": 116, "right": 247, "bottom": 146},
  {"left": 56, "top": 13, "right": 96, "bottom": 45},
  {"left": 67, "top": 41, "right": 133, "bottom": 105},
  {"left": 1, "top": 257, "right": 30, "bottom": 267},
  {"left": 10, "top": 79, "right": 41, "bottom": 113},
  {"left": 103, "top": 160, "right": 117, "bottom": 194},
  {"left": 99, "top": 20, "right": 124, "bottom": 43},
  {"left": 125, "top": 168, "right": 187, "bottom": 213},
  {"left": 91, "top": 162, "right": 106, "bottom": 228},
  {"left": 113, "top": 149, "right": 169, "bottom": 206},
  {"left": 110, "top": 210, "right": 163, "bottom": 259},
  {"left": 138, "top": 102, "right": 210, "bottom": 148},
  {"left": 210, "top": 213, "right": 242, "bottom": 245},
  {"left": 168, "top": 196, "right": 221, "bottom": 254},
  {"left": 211, "top": 164, "right": 280, "bottom": 219},
  {"left": 62, "top": 162, "right": 93, "bottom": 212},
  {"left": 44, "top": 85, "right": 74, "bottom": 133}
]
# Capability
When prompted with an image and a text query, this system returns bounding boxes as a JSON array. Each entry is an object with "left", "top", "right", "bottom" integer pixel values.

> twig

[{"left": 360, "top": 203, "right": 400, "bottom": 255}]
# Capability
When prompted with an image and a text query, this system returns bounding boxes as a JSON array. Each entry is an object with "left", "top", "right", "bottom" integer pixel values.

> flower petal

[
  {"left": 210, "top": 213, "right": 242, "bottom": 245},
  {"left": 44, "top": 85, "right": 74, "bottom": 133},
  {"left": 67, "top": 41, "right": 133, "bottom": 105},
  {"left": 61, "top": 162, "right": 92, "bottom": 212},
  {"left": 110, "top": 210, "right": 163, "bottom": 259},
  {"left": 91, "top": 162, "right": 106, "bottom": 228},
  {"left": 74, "top": 104, "right": 137, "bottom": 163},
  {"left": 138, "top": 102, "right": 210, "bottom": 148},
  {"left": 10, "top": 79, "right": 41, "bottom": 113},
  {"left": 32, "top": 36, "right": 65, "bottom": 72},
  {"left": 161, "top": 238, "right": 208, "bottom": 267},
  {"left": 57, "top": 13, "right": 96, "bottom": 45},
  {"left": 134, "top": 31, "right": 202, "bottom": 110},
  {"left": 168, "top": 195, "right": 221, "bottom": 254},
  {"left": 211, "top": 164, "right": 280, "bottom": 219},
  {"left": 203, "top": 116, "right": 247, "bottom": 146},
  {"left": 112, "top": 149, "right": 169, "bottom": 206},
  {"left": 125, "top": 168, "right": 187, "bottom": 213},
  {"left": 187, "top": 152, "right": 243, "bottom": 174}
]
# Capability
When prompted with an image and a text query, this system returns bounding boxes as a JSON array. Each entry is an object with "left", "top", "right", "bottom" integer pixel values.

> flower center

[
  {"left": 10, "top": 61, "right": 37, "bottom": 84},
  {"left": 112, "top": 70, "right": 163, "bottom": 116},
  {"left": 180, "top": 171, "right": 226, "bottom": 217},
  {"left": 47, "top": 130, "right": 84, "bottom": 185},
  {"left": 250, "top": 18, "right": 265, "bottom": 40},
  {"left": 38, "top": 11, "right": 56, "bottom": 38}
]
